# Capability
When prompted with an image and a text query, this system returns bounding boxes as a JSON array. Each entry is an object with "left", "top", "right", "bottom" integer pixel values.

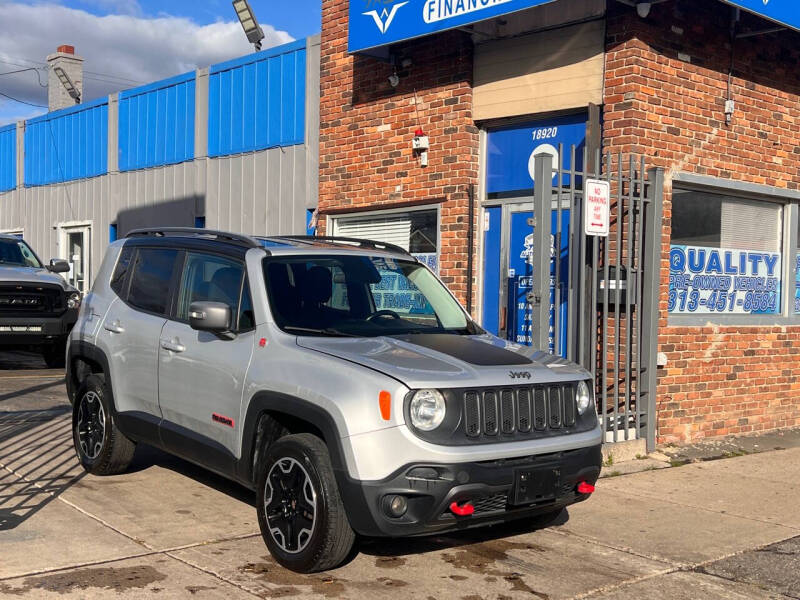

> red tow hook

[
  {"left": 449, "top": 501, "right": 475, "bottom": 516},
  {"left": 577, "top": 481, "right": 595, "bottom": 494}
]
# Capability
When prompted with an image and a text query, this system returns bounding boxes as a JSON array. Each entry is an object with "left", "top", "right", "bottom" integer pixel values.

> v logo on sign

[{"left": 363, "top": 1, "right": 408, "bottom": 34}]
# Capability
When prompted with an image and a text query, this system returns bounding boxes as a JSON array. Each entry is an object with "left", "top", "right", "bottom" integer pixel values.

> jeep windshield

[
  {"left": 0, "top": 238, "right": 42, "bottom": 268},
  {"left": 263, "top": 255, "right": 479, "bottom": 337}
]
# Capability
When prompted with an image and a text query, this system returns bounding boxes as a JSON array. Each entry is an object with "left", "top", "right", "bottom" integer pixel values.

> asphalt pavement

[{"left": 1, "top": 349, "right": 799, "bottom": 599}]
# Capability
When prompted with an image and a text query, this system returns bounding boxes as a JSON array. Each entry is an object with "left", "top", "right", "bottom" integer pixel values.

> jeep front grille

[{"left": 463, "top": 384, "right": 577, "bottom": 440}]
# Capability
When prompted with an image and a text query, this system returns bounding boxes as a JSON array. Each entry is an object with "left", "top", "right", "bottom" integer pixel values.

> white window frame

[
  {"left": 327, "top": 204, "right": 442, "bottom": 271},
  {"left": 57, "top": 220, "right": 93, "bottom": 295},
  {"left": 668, "top": 174, "right": 800, "bottom": 326}
]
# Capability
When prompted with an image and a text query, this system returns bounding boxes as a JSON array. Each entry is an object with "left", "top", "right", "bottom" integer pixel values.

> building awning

[
  {"left": 348, "top": 0, "right": 798, "bottom": 54},
  {"left": 719, "top": 0, "right": 799, "bottom": 32},
  {"left": 348, "top": 0, "right": 558, "bottom": 53}
]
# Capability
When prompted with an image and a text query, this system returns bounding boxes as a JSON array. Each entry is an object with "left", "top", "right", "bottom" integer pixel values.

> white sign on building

[{"left": 584, "top": 179, "right": 610, "bottom": 237}]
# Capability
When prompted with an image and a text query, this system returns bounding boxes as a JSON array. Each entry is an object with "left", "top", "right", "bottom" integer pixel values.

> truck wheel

[
  {"left": 256, "top": 433, "right": 355, "bottom": 573},
  {"left": 42, "top": 340, "right": 66, "bottom": 368},
  {"left": 72, "top": 374, "right": 136, "bottom": 475}
]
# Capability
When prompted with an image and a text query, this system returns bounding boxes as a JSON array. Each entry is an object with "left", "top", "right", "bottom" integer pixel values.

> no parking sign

[{"left": 584, "top": 179, "right": 609, "bottom": 237}]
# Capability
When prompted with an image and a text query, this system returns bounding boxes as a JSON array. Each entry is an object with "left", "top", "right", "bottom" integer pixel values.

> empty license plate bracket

[{"left": 512, "top": 468, "right": 560, "bottom": 506}]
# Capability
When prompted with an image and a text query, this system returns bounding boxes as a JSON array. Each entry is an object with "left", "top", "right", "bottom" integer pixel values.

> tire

[
  {"left": 72, "top": 374, "right": 136, "bottom": 475},
  {"left": 42, "top": 339, "right": 66, "bottom": 368},
  {"left": 256, "top": 433, "right": 355, "bottom": 573}
]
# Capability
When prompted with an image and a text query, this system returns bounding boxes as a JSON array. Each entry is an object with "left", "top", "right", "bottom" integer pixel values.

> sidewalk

[
  {"left": 1, "top": 361, "right": 799, "bottom": 599},
  {"left": 599, "top": 426, "right": 800, "bottom": 478}
]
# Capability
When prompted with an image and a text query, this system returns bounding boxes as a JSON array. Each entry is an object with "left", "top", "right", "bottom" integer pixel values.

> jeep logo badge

[{"left": 509, "top": 371, "right": 532, "bottom": 380}]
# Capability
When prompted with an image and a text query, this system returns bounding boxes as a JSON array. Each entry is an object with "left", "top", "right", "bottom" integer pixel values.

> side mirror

[
  {"left": 48, "top": 259, "right": 70, "bottom": 273},
  {"left": 189, "top": 301, "right": 231, "bottom": 334}
]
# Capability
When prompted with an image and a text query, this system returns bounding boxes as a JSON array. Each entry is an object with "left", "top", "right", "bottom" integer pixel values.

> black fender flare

[
  {"left": 66, "top": 340, "right": 116, "bottom": 413},
  {"left": 238, "top": 391, "right": 349, "bottom": 487}
]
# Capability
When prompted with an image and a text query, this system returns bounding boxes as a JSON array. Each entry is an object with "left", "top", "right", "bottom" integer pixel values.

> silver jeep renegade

[{"left": 67, "top": 228, "right": 602, "bottom": 573}]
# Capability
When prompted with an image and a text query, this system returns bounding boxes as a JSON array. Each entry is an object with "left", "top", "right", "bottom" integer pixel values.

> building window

[
  {"left": 795, "top": 214, "right": 800, "bottom": 315},
  {"left": 331, "top": 208, "right": 439, "bottom": 272},
  {"left": 669, "top": 189, "right": 783, "bottom": 316}
]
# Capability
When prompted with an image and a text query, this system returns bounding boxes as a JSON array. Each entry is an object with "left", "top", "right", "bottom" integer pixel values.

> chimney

[{"left": 47, "top": 44, "right": 83, "bottom": 112}]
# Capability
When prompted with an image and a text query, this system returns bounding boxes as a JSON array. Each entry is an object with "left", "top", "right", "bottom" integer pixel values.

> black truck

[{"left": 0, "top": 234, "right": 80, "bottom": 367}]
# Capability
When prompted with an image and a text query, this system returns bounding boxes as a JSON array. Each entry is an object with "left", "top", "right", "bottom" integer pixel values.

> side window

[
  {"left": 176, "top": 253, "right": 244, "bottom": 325},
  {"left": 110, "top": 246, "right": 135, "bottom": 297},
  {"left": 128, "top": 248, "right": 179, "bottom": 315}
]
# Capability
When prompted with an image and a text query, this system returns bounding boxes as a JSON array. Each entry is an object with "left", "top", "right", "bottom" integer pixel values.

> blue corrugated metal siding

[
  {"left": 208, "top": 40, "right": 306, "bottom": 158},
  {"left": 24, "top": 98, "right": 108, "bottom": 186},
  {"left": 118, "top": 72, "right": 195, "bottom": 171},
  {"left": 0, "top": 124, "right": 15, "bottom": 192}
]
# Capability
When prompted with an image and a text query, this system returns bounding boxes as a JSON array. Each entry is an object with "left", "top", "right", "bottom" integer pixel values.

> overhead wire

[
  {"left": 0, "top": 55, "right": 146, "bottom": 85},
  {"left": 0, "top": 66, "right": 47, "bottom": 87},
  {"left": 0, "top": 90, "right": 46, "bottom": 108}
]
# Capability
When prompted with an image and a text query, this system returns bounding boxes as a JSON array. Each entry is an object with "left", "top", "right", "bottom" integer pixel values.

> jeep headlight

[
  {"left": 576, "top": 381, "right": 592, "bottom": 415},
  {"left": 67, "top": 292, "right": 81, "bottom": 309},
  {"left": 409, "top": 389, "right": 446, "bottom": 431}
]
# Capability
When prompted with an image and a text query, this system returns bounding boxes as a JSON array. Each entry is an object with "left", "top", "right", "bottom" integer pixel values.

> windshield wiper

[{"left": 282, "top": 325, "right": 359, "bottom": 337}]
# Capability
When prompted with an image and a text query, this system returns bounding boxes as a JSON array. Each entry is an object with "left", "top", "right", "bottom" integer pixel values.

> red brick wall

[
  {"left": 319, "top": 0, "right": 479, "bottom": 303},
  {"left": 604, "top": 0, "right": 800, "bottom": 442}
]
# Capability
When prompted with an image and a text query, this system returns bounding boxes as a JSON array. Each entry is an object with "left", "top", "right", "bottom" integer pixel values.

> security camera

[
  {"left": 388, "top": 71, "right": 400, "bottom": 88},
  {"left": 636, "top": 1, "right": 651, "bottom": 18}
]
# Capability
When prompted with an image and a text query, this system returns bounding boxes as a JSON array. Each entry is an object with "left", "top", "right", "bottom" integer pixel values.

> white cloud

[
  {"left": 76, "top": 0, "right": 143, "bottom": 17},
  {"left": 0, "top": 1, "right": 293, "bottom": 120},
  {"left": 0, "top": 101, "right": 45, "bottom": 127}
]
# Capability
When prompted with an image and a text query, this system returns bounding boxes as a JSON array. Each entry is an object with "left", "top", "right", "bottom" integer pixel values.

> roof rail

[
  {"left": 270, "top": 235, "right": 412, "bottom": 256},
  {"left": 125, "top": 227, "right": 260, "bottom": 248}
]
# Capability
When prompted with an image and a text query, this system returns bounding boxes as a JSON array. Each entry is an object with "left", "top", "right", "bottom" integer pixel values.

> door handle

[
  {"left": 104, "top": 320, "right": 124, "bottom": 334},
  {"left": 160, "top": 338, "right": 186, "bottom": 353}
]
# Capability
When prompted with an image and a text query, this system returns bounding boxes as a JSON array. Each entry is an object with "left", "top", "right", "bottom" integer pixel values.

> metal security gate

[{"left": 527, "top": 150, "right": 663, "bottom": 450}]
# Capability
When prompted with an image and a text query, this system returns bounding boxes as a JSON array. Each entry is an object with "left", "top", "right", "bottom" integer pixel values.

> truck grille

[
  {"left": 0, "top": 284, "right": 64, "bottom": 316},
  {"left": 464, "top": 384, "right": 577, "bottom": 440}
]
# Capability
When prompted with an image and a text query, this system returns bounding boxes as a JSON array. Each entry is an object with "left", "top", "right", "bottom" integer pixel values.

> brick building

[{"left": 319, "top": 0, "right": 800, "bottom": 447}]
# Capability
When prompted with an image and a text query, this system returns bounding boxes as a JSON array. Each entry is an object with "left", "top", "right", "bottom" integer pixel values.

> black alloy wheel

[
  {"left": 76, "top": 390, "right": 105, "bottom": 460},
  {"left": 256, "top": 433, "right": 355, "bottom": 573},
  {"left": 72, "top": 374, "right": 136, "bottom": 475},
  {"left": 264, "top": 457, "right": 317, "bottom": 554}
]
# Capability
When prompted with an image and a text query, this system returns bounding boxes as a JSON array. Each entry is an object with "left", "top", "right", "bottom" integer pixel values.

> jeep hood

[
  {"left": 0, "top": 265, "right": 73, "bottom": 290},
  {"left": 297, "top": 333, "right": 589, "bottom": 389}
]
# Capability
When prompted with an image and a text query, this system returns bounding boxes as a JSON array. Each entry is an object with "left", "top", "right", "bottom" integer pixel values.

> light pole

[
  {"left": 53, "top": 66, "right": 80, "bottom": 104},
  {"left": 232, "top": 0, "right": 265, "bottom": 52}
]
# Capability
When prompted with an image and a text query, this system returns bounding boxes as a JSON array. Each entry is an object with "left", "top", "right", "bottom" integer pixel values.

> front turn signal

[{"left": 379, "top": 390, "right": 391, "bottom": 421}]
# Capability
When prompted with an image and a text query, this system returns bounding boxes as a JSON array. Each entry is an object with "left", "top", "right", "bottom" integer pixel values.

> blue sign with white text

[
  {"left": 349, "top": 0, "right": 557, "bottom": 52},
  {"left": 795, "top": 253, "right": 800, "bottom": 314},
  {"left": 720, "top": 1, "right": 800, "bottom": 33},
  {"left": 669, "top": 245, "right": 782, "bottom": 315},
  {"left": 486, "top": 114, "right": 587, "bottom": 194},
  {"left": 507, "top": 209, "right": 569, "bottom": 356}
]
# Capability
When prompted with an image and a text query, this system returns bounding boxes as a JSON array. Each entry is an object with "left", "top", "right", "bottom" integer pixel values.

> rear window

[
  {"left": 110, "top": 246, "right": 135, "bottom": 297},
  {"left": 127, "top": 248, "right": 179, "bottom": 315}
]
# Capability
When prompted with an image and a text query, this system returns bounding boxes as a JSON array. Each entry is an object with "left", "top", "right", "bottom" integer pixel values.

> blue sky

[
  {"left": 72, "top": 0, "right": 322, "bottom": 40},
  {"left": 0, "top": 0, "right": 321, "bottom": 125}
]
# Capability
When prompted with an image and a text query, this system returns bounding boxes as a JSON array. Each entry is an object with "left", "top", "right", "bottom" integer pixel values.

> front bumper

[
  {"left": 339, "top": 443, "right": 602, "bottom": 537},
  {"left": 0, "top": 311, "right": 78, "bottom": 346}
]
